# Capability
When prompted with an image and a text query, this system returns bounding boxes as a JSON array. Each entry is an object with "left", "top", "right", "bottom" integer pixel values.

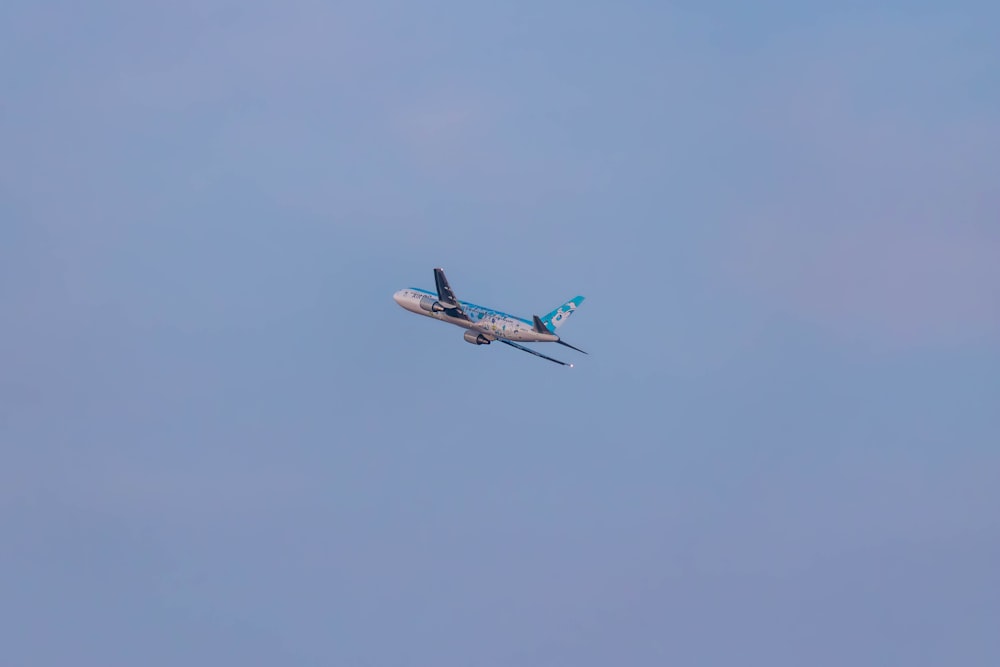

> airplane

[{"left": 393, "top": 268, "right": 587, "bottom": 367}]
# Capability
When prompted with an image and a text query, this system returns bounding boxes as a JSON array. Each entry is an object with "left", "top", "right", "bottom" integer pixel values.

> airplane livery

[{"left": 393, "top": 268, "right": 587, "bottom": 367}]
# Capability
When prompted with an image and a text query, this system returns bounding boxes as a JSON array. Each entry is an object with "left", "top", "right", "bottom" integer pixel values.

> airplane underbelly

[
  {"left": 435, "top": 312, "right": 473, "bottom": 328},
  {"left": 486, "top": 322, "right": 518, "bottom": 338}
]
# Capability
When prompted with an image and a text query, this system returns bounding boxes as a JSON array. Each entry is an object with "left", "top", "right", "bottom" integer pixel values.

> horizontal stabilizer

[
  {"left": 556, "top": 339, "right": 588, "bottom": 355},
  {"left": 535, "top": 314, "right": 586, "bottom": 353}
]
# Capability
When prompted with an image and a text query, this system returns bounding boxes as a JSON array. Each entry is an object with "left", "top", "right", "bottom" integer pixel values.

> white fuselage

[{"left": 393, "top": 288, "right": 558, "bottom": 343}]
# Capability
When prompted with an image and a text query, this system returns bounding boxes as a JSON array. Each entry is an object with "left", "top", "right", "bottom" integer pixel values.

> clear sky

[{"left": 2, "top": 1, "right": 998, "bottom": 665}]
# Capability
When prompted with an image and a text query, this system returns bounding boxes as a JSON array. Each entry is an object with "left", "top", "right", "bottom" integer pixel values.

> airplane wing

[
  {"left": 433, "top": 268, "right": 470, "bottom": 320},
  {"left": 497, "top": 339, "right": 573, "bottom": 367}
]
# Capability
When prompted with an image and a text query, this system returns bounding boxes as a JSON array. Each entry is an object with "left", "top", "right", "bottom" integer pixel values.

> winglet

[
  {"left": 432, "top": 267, "right": 469, "bottom": 321},
  {"left": 433, "top": 268, "right": 459, "bottom": 307}
]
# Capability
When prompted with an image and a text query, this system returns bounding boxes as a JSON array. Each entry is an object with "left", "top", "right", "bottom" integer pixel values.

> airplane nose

[{"left": 393, "top": 290, "right": 406, "bottom": 306}]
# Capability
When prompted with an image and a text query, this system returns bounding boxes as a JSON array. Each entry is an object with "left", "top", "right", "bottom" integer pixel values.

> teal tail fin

[{"left": 541, "top": 296, "right": 584, "bottom": 330}]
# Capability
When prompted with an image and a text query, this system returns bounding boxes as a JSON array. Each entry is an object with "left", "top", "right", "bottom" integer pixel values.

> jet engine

[
  {"left": 463, "top": 331, "right": 491, "bottom": 345},
  {"left": 418, "top": 296, "right": 446, "bottom": 313}
]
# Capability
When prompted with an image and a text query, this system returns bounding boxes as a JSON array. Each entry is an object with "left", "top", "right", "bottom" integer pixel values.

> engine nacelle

[
  {"left": 463, "top": 331, "right": 491, "bottom": 345},
  {"left": 419, "top": 296, "right": 446, "bottom": 313}
]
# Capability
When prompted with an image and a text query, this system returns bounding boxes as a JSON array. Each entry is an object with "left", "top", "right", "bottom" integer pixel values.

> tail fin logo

[
  {"left": 542, "top": 296, "right": 585, "bottom": 330},
  {"left": 552, "top": 303, "right": 575, "bottom": 326}
]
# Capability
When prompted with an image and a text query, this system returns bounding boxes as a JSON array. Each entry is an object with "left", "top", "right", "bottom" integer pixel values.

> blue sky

[{"left": 2, "top": 1, "right": 998, "bottom": 665}]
